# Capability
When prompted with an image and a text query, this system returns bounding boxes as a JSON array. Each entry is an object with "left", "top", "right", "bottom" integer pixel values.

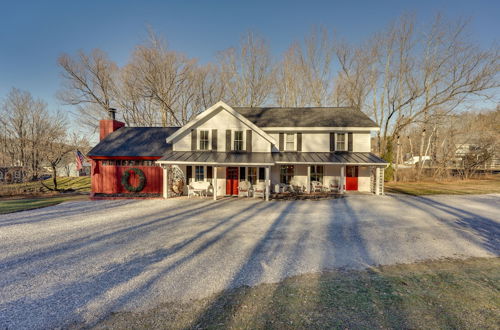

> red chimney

[{"left": 99, "top": 108, "right": 125, "bottom": 140}]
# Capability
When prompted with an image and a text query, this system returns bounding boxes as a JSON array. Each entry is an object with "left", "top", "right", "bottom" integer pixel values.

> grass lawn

[
  {"left": 0, "top": 194, "right": 88, "bottom": 214},
  {"left": 0, "top": 177, "right": 91, "bottom": 214},
  {"left": 385, "top": 174, "right": 500, "bottom": 195},
  {"left": 94, "top": 257, "right": 500, "bottom": 329}
]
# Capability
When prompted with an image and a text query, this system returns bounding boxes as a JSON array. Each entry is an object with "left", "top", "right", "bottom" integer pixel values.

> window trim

[
  {"left": 279, "top": 165, "right": 294, "bottom": 184},
  {"left": 247, "top": 167, "right": 258, "bottom": 184},
  {"left": 310, "top": 165, "right": 324, "bottom": 183},
  {"left": 233, "top": 130, "right": 245, "bottom": 151},
  {"left": 199, "top": 130, "right": 210, "bottom": 151},
  {"left": 335, "top": 133, "right": 346, "bottom": 151},
  {"left": 284, "top": 132, "right": 296, "bottom": 151},
  {"left": 195, "top": 165, "right": 205, "bottom": 181}
]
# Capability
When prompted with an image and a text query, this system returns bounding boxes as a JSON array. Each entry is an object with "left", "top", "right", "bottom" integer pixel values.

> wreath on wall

[{"left": 122, "top": 168, "right": 146, "bottom": 192}]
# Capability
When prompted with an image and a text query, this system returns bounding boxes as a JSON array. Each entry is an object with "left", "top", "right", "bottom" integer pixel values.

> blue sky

[{"left": 0, "top": 0, "right": 498, "bottom": 117}]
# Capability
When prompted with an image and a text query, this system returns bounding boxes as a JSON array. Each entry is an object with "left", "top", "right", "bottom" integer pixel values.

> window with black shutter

[
  {"left": 212, "top": 129, "right": 218, "bottom": 150},
  {"left": 279, "top": 132, "right": 284, "bottom": 150},
  {"left": 297, "top": 132, "right": 302, "bottom": 151},
  {"left": 186, "top": 166, "right": 193, "bottom": 183},
  {"left": 226, "top": 130, "right": 231, "bottom": 151},
  {"left": 246, "top": 130, "right": 252, "bottom": 152},
  {"left": 330, "top": 133, "right": 335, "bottom": 152},
  {"left": 258, "top": 167, "right": 265, "bottom": 180},
  {"left": 239, "top": 167, "right": 246, "bottom": 181},
  {"left": 348, "top": 132, "right": 353, "bottom": 152},
  {"left": 191, "top": 130, "right": 197, "bottom": 150}
]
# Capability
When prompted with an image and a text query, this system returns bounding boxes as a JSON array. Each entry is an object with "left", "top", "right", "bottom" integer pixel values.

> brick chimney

[{"left": 99, "top": 108, "right": 125, "bottom": 140}]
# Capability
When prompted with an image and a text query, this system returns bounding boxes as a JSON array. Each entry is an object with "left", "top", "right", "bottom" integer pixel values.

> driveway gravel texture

[{"left": 0, "top": 194, "right": 499, "bottom": 329}]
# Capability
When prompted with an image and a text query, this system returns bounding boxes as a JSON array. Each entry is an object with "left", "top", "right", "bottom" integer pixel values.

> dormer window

[
  {"left": 199, "top": 130, "right": 209, "bottom": 150},
  {"left": 234, "top": 131, "right": 243, "bottom": 151},
  {"left": 286, "top": 133, "right": 295, "bottom": 151}
]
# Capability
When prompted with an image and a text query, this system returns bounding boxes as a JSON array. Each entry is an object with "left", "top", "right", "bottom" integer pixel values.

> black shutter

[
  {"left": 258, "top": 167, "right": 265, "bottom": 180},
  {"left": 246, "top": 130, "right": 252, "bottom": 152},
  {"left": 186, "top": 166, "right": 192, "bottom": 183},
  {"left": 240, "top": 167, "right": 246, "bottom": 181},
  {"left": 348, "top": 132, "right": 353, "bottom": 152},
  {"left": 330, "top": 133, "right": 335, "bottom": 152},
  {"left": 191, "top": 130, "right": 197, "bottom": 150},
  {"left": 212, "top": 129, "right": 217, "bottom": 151},
  {"left": 279, "top": 133, "right": 284, "bottom": 150},
  {"left": 297, "top": 132, "right": 302, "bottom": 152},
  {"left": 226, "top": 130, "right": 231, "bottom": 151},
  {"left": 207, "top": 166, "right": 213, "bottom": 179}
]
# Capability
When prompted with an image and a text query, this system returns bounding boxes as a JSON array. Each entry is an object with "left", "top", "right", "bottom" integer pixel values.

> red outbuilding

[{"left": 87, "top": 109, "right": 179, "bottom": 197}]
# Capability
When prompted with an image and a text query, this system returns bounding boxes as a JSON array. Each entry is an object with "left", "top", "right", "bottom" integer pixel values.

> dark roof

[
  {"left": 88, "top": 127, "right": 180, "bottom": 158},
  {"left": 159, "top": 151, "right": 275, "bottom": 165},
  {"left": 233, "top": 107, "right": 378, "bottom": 128},
  {"left": 272, "top": 152, "right": 387, "bottom": 164},
  {"left": 158, "top": 151, "right": 387, "bottom": 165}
]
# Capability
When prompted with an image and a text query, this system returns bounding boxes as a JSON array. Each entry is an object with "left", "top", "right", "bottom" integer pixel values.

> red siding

[{"left": 91, "top": 161, "right": 163, "bottom": 194}]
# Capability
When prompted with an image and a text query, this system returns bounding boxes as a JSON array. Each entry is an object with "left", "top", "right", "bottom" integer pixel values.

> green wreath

[{"left": 121, "top": 168, "right": 146, "bottom": 192}]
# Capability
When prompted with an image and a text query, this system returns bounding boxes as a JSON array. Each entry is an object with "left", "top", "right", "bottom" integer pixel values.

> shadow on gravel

[
  {"left": 392, "top": 195, "right": 500, "bottom": 254},
  {"left": 0, "top": 198, "right": 272, "bottom": 328},
  {"left": 0, "top": 199, "right": 138, "bottom": 227},
  {"left": 190, "top": 201, "right": 297, "bottom": 328},
  {"left": 0, "top": 198, "right": 234, "bottom": 276}
]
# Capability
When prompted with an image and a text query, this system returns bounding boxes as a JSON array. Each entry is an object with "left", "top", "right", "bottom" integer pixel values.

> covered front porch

[{"left": 156, "top": 151, "right": 386, "bottom": 201}]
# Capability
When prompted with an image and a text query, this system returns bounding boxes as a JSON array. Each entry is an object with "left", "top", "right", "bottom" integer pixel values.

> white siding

[
  {"left": 173, "top": 108, "right": 271, "bottom": 152},
  {"left": 302, "top": 133, "right": 330, "bottom": 152},
  {"left": 353, "top": 132, "right": 371, "bottom": 152},
  {"left": 358, "top": 166, "right": 371, "bottom": 192}
]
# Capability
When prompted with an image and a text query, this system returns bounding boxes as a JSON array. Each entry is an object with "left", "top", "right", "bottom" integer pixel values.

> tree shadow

[
  {"left": 0, "top": 199, "right": 275, "bottom": 328},
  {"left": 391, "top": 195, "right": 499, "bottom": 254}
]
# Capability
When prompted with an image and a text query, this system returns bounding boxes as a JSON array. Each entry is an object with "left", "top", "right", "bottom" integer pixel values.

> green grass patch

[
  {"left": 0, "top": 195, "right": 88, "bottom": 214},
  {"left": 94, "top": 257, "right": 500, "bottom": 329},
  {"left": 0, "top": 176, "right": 91, "bottom": 197},
  {"left": 385, "top": 175, "right": 500, "bottom": 195}
]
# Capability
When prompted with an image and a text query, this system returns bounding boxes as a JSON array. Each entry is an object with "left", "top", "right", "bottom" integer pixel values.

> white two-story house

[{"left": 88, "top": 101, "right": 387, "bottom": 200}]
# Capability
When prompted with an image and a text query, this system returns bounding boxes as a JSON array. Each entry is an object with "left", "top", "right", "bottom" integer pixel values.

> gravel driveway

[{"left": 1, "top": 194, "right": 499, "bottom": 329}]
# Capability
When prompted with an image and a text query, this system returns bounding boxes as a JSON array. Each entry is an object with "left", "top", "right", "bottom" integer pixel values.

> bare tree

[
  {"left": 57, "top": 49, "right": 119, "bottom": 129},
  {"left": 218, "top": 32, "right": 274, "bottom": 107},
  {"left": 333, "top": 14, "right": 499, "bottom": 180}
]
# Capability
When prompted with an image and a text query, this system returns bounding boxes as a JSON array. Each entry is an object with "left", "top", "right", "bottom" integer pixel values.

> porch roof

[
  {"left": 157, "top": 151, "right": 387, "bottom": 166},
  {"left": 157, "top": 151, "right": 275, "bottom": 166},
  {"left": 273, "top": 152, "right": 387, "bottom": 165}
]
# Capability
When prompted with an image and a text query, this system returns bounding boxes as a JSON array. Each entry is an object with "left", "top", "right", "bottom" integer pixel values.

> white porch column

[
  {"left": 265, "top": 166, "right": 270, "bottom": 201},
  {"left": 213, "top": 166, "right": 218, "bottom": 200},
  {"left": 162, "top": 165, "right": 168, "bottom": 199},
  {"left": 339, "top": 165, "right": 345, "bottom": 194},
  {"left": 375, "top": 167, "right": 380, "bottom": 195},
  {"left": 306, "top": 165, "right": 311, "bottom": 193}
]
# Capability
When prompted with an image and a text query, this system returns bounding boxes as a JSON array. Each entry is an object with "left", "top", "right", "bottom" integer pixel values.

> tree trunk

[{"left": 52, "top": 165, "right": 58, "bottom": 191}]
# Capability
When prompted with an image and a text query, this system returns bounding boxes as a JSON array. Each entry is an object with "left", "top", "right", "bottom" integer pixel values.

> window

[
  {"left": 286, "top": 133, "right": 295, "bottom": 151},
  {"left": 336, "top": 133, "right": 346, "bottom": 151},
  {"left": 310, "top": 165, "right": 324, "bottom": 183},
  {"left": 280, "top": 165, "right": 294, "bottom": 184},
  {"left": 239, "top": 167, "right": 246, "bottom": 181},
  {"left": 199, "top": 130, "right": 209, "bottom": 150},
  {"left": 248, "top": 167, "right": 257, "bottom": 184},
  {"left": 195, "top": 166, "right": 204, "bottom": 181},
  {"left": 234, "top": 131, "right": 243, "bottom": 151}
]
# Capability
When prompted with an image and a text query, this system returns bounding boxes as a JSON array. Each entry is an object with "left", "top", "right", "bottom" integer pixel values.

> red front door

[
  {"left": 226, "top": 167, "right": 239, "bottom": 195},
  {"left": 346, "top": 166, "right": 358, "bottom": 191}
]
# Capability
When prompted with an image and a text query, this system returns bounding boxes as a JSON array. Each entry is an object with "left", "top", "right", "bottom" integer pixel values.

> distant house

[
  {"left": 0, "top": 166, "right": 26, "bottom": 183},
  {"left": 87, "top": 102, "right": 388, "bottom": 199}
]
